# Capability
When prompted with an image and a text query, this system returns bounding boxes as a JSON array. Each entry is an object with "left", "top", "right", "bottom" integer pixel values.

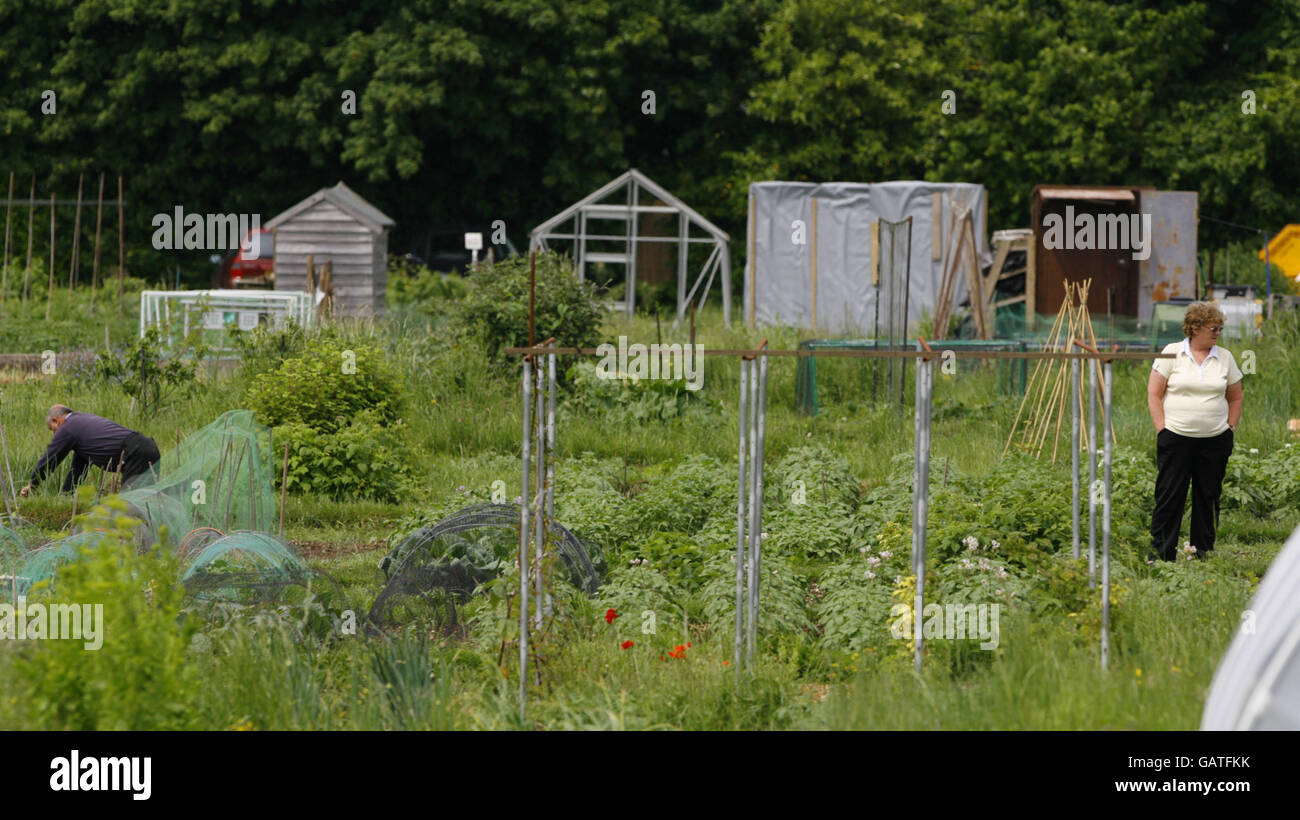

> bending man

[{"left": 20, "top": 405, "right": 161, "bottom": 496}]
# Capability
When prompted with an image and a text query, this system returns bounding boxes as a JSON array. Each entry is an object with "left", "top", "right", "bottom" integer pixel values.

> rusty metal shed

[{"left": 1029, "top": 185, "right": 1197, "bottom": 326}]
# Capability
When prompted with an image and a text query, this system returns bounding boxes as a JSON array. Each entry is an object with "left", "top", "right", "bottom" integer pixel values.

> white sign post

[{"left": 465, "top": 232, "right": 483, "bottom": 270}]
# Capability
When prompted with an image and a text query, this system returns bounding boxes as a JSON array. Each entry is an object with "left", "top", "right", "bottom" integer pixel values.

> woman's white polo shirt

[{"left": 1152, "top": 338, "right": 1243, "bottom": 437}]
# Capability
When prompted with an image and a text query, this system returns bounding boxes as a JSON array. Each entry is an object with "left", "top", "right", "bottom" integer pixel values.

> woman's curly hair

[{"left": 1182, "top": 301, "right": 1226, "bottom": 339}]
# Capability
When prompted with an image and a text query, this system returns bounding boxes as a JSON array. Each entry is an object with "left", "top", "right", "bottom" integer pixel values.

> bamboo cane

[
  {"left": 117, "top": 175, "right": 125, "bottom": 303},
  {"left": 22, "top": 175, "right": 34, "bottom": 304},
  {"left": 1005, "top": 296, "right": 1068, "bottom": 454},
  {"left": 68, "top": 173, "right": 83, "bottom": 294},
  {"left": 46, "top": 193, "right": 54, "bottom": 321},
  {"left": 91, "top": 172, "right": 104, "bottom": 299},
  {"left": 2, "top": 172, "right": 13, "bottom": 311}
]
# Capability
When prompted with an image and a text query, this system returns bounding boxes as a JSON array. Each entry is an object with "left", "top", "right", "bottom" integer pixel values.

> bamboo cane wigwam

[{"left": 1003, "top": 280, "right": 1113, "bottom": 462}]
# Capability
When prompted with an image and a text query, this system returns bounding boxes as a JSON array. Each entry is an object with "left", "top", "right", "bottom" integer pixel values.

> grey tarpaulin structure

[
  {"left": 1202, "top": 521, "right": 1300, "bottom": 729},
  {"left": 745, "top": 181, "right": 992, "bottom": 332},
  {"left": 530, "top": 169, "right": 731, "bottom": 322}
]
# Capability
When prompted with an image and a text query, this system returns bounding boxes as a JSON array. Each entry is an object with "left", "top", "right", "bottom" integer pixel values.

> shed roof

[
  {"left": 266, "top": 181, "right": 395, "bottom": 233},
  {"left": 1034, "top": 186, "right": 1138, "bottom": 202}
]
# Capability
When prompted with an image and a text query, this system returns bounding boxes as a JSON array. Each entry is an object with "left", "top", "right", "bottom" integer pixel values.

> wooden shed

[
  {"left": 1030, "top": 185, "right": 1197, "bottom": 326},
  {"left": 267, "top": 181, "right": 395, "bottom": 316}
]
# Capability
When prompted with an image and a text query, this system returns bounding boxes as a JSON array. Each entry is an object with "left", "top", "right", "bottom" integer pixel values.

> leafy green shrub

[
  {"left": 94, "top": 324, "right": 208, "bottom": 417},
  {"left": 14, "top": 502, "right": 199, "bottom": 729},
  {"left": 564, "top": 360, "right": 719, "bottom": 425},
  {"left": 449, "top": 250, "right": 604, "bottom": 365},
  {"left": 765, "top": 500, "right": 857, "bottom": 561},
  {"left": 230, "top": 321, "right": 310, "bottom": 381},
  {"left": 699, "top": 548, "right": 814, "bottom": 641},
  {"left": 274, "top": 410, "right": 413, "bottom": 503},
  {"left": 1223, "top": 444, "right": 1300, "bottom": 518},
  {"left": 816, "top": 553, "right": 899, "bottom": 653},
  {"left": 763, "top": 447, "right": 864, "bottom": 559},
  {"left": 597, "top": 564, "right": 690, "bottom": 629},
  {"left": 549, "top": 454, "right": 637, "bottom": 558},
  {"left": 388, "top": 258, "right": 468, "bottom": 318},
  {"left": 769, "top": 444, "right": 861, "bottom": 509},
  {"left": 626, "top": 455, "right": 733, "bottom": 536},
  {"left": 245, "top": 338, "right": 402, "bottom": 432}
]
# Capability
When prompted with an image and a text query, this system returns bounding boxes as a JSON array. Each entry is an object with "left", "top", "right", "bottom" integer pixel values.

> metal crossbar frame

[
  {"left": 529, "top": 170, "right": 732, "bottom": 322},
  {"left": 509, "top": 341, "right": 1170, "bottom": 702}
]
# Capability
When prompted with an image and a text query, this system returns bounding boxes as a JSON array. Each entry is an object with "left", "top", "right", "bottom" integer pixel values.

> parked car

[{"left": 212, "top": 229, "right": 275, "bottom": 288}]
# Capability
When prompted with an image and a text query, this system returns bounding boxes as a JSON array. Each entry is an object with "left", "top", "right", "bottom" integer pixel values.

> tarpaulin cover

[
  {"left": 1201, "top": 521, "right": 1300, "bottom": 730},
  {"left": 745, "top": 181, "right": 992, "bottom": 333}
]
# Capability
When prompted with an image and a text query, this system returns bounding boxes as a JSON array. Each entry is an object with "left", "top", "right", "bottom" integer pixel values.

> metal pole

[
  {"left": 518, "top": 358, "right": 532, "bottom": 713},
  {"left": 734, "top": 359, "right": 749, "bottom": 678},
  {"left": 1088, "top": 358, "right": 1098, "bottom": 587},
  {"left": 1265, "top": 234, "right": 1273, "bottom": 321},
  {"left": 911, "top": 347, "right": 933, "bottom": 672},
  {"left": 751, "top": 354, "right": 768, "bottom": 663},
  {"left": 1101, "top": 361, "right": 1113, "bottom": 670},
  {"left": 546, "top": 352, "right": 556, "bottom": 518},
  {"left": 1071, "top": 357, "right": 1080, "bottom": 559},
  {"left": 534, "top": 360, "right": 545, "bottom": 628},
  {"left": 901, "top": 217, "right": 913, "bottom": 408},
  {"left": 745, "top": 358, "right": 760, "bottom": 666}
]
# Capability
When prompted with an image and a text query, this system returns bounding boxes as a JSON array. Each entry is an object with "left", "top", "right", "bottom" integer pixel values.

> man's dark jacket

[{"left": 29, "top": 412, "right": 150, "bottom": 492}]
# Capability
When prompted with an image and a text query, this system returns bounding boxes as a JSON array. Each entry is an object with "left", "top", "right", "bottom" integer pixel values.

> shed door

[{"left": 1035, "top": 197, "right": 1139, "bottom": 318}]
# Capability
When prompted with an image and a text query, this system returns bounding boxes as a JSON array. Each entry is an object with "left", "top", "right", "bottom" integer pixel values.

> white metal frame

[
  {"left": 140, "top": 289, "right": 314, "bottom": 356},
  {"left": 529, "top": 169, "right": 732, "bottom": 323}
]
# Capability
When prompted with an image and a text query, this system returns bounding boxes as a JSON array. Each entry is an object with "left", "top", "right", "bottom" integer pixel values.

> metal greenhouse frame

[{"left": 529, "top": 169, "right": 732, "bottom": 323}]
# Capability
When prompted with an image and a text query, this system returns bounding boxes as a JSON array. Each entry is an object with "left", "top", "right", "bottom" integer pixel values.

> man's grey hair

[{"left": 46, "top": 404, "right": 72, "bottom": 424}]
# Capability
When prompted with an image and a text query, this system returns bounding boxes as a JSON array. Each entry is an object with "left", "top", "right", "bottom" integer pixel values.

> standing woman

[{"left": 1147, "top": 302, "right": 1243, "bottom": 562}]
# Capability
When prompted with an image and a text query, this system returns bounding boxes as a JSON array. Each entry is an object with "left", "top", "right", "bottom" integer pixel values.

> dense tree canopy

[{"left": 0, "top": 0, "right": 1296, "bottom": 281}]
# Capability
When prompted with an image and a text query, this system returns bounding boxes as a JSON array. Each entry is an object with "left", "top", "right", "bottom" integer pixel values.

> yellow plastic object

[{"left": 1259, "top": 225, "right": 1300, "bottom": 292}]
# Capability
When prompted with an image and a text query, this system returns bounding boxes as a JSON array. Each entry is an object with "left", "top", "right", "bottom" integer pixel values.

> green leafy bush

[
  {"left": 274, "top": 410, "right": 413, "bottom": 502},
  {"left": 564, "top": 360, "right": 719, "bottom": 425},
  {"left": 230, "top": 321, "right": 311, "bottom": 382},
  {"left": 245, "top": 338, "right": 402, "bottom": 432},
  {"left": 1223, "top": 444, "right": 1300, "bottom": 518},
  {"left": 387, "top": 257, "right": 468, "bottom": 318},
  {"left": 699, "top": 548, "right": 814, "bottom": 641},
  {"left": 816, "top": 536, "right": 904, "bottom": 654},
  {"left": 449, "top": 250, "right": 604, "bottom": 366},
  {"left": 94, "top": 324, "right": 208, "bottom": 418},
  {"left": 14, "top": 502, "right": 199, "bottom": 729}
]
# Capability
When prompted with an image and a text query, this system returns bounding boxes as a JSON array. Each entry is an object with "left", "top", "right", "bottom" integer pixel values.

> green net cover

[
  {"left": 14, "top": 531, "right": 113, "bottom": 595},
  {"left": 116, "top": 409, "right": 277, "bottom": 545}
]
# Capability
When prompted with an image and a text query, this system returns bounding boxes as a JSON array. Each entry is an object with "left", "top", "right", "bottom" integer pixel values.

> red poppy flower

[
  {"left": 723, "top": 661, "right": 730, "bottom": 666},
  {"left": 687, "top": 642, "right": 692, "bottom": 648},
  {"left": 605, "top": 608, "right": 619, "bottom": 624},
  {"left": 621, "top": 640, "right": 634, "bottom": 650}
]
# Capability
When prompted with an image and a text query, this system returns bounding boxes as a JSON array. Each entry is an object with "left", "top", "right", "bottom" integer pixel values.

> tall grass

[{"left": 1, "top": 284, "right": 1296, "bottom": 729}]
